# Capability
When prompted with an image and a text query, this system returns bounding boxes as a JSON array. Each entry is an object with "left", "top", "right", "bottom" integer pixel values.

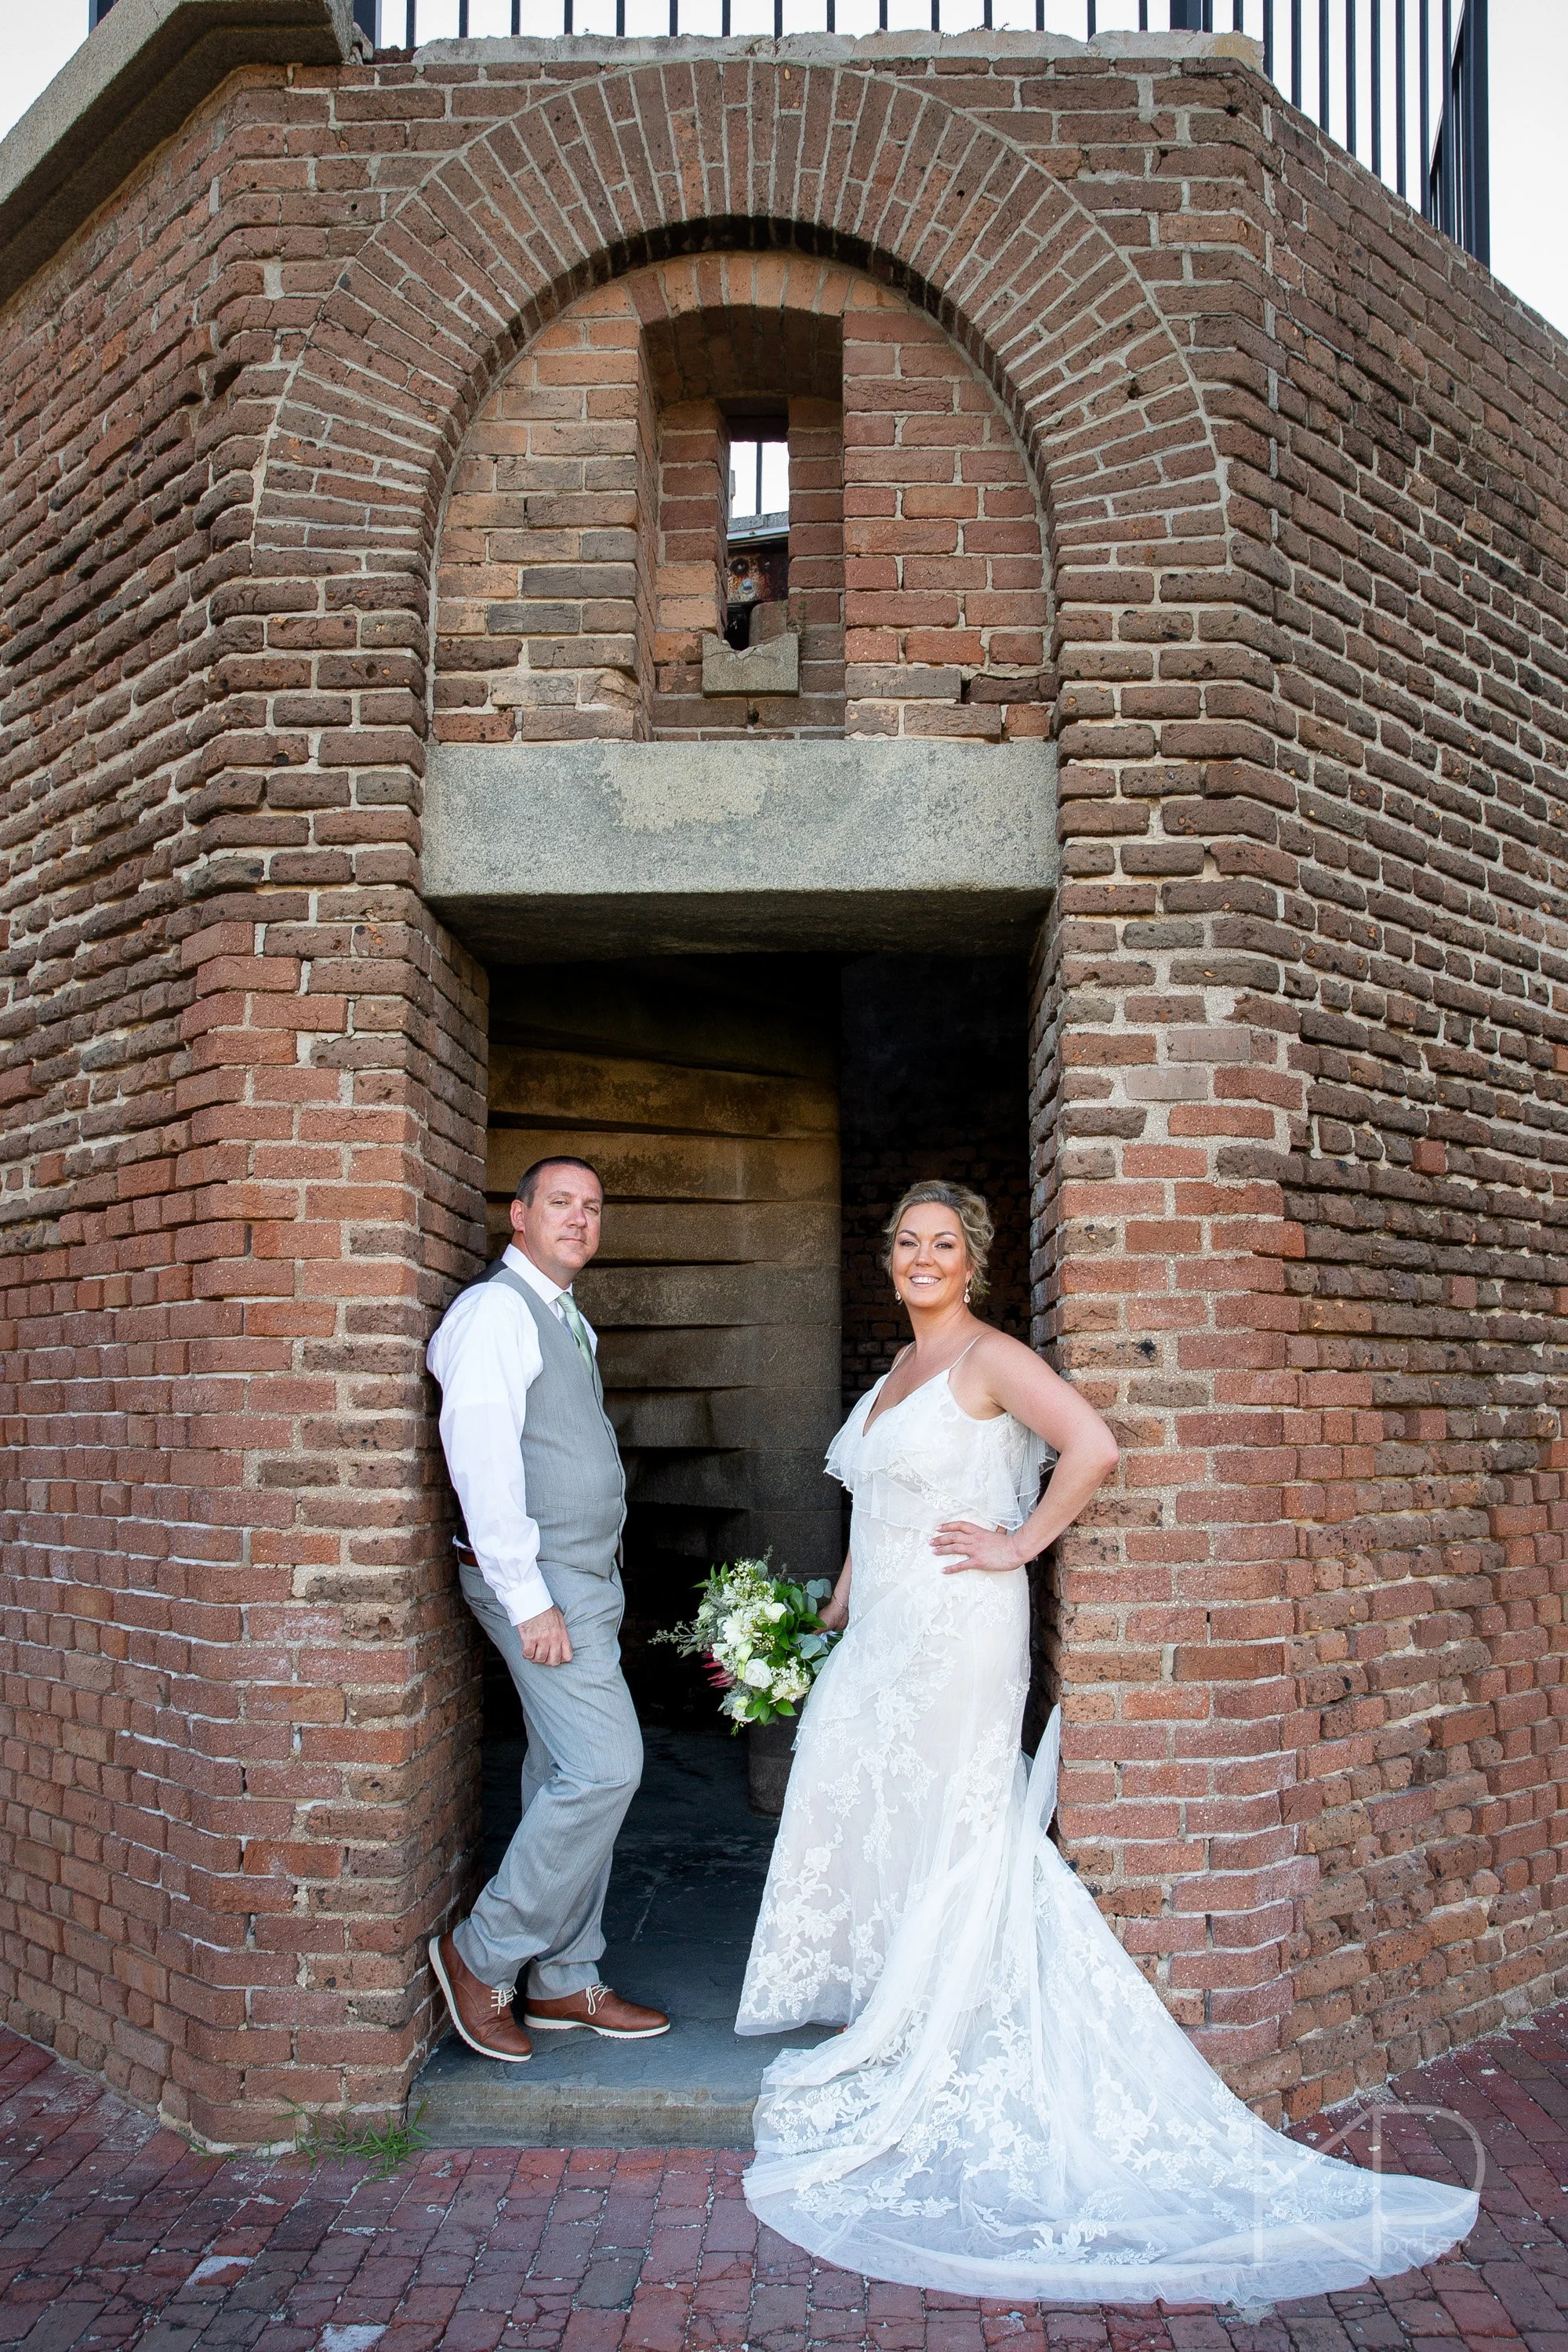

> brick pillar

[
  {"left": 1041, "top": 534, "right": 1312, "bottom": 2113},
  {"left": 651, "top": 398, "right": 730, "bottom": 734},
  {"left": 786, "top": 398, "right": 847, "bottom": 733},
  {"left": 163, "top": 899, "right": 486, "bottom": 2143}
]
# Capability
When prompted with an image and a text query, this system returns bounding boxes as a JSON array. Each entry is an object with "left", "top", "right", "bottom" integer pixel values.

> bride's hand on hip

[{"left": 934, "top": 1520, "right": 1022, "bottom": 1574}]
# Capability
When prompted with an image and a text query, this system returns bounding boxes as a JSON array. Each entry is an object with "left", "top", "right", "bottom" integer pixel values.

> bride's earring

[{"left": 964, "top": 1282, "right": 972, "bottom": 1305}]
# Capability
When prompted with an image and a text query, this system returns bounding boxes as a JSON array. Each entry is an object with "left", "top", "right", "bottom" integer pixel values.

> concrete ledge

[
  {"left": 422, "top": 736, "right": 1058, "bottom": 960},
  {"left": 0, "top": 0, "right": 355, "bottom": 310},
  {"left": 418, "top": 29, "right": 1261, "bottom": 67}
]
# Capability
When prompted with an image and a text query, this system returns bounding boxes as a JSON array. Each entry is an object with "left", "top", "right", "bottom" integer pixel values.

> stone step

[
  {"left": 415, "top": 1722, "right": 826, "bottom": 2149},
  {"left": 415, "top": 2003, "right": 822, "bottom": 2151}
]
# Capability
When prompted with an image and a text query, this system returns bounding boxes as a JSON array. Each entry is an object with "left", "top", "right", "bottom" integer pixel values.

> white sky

[
  {"left": 1488, "top": 0, "right": 1568, "bottom": 339},
  {"left": 0, "top": 0, "right": 1565, "bottom": 338}
]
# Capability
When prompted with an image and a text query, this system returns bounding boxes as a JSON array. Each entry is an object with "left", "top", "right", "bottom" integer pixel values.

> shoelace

[
  {"left": 490, "top": 1984, "right": 515, "bottom": 2016},
  {"left": 584, "top": 1985, "right": 604, "bottom": 2016}
]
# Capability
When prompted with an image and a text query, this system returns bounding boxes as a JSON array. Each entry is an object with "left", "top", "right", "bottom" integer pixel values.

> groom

[{"left": 425, "top": 1155, "right": 669, "bottom": 2061}]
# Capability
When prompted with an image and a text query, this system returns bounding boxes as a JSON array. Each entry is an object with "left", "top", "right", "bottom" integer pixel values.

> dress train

[
  {"left": 746, "top": 1711, "right": 1477, "bottom": 2305},
  {"left": 738, "top": 1370, "right": 1478, "bottom": 2305}
]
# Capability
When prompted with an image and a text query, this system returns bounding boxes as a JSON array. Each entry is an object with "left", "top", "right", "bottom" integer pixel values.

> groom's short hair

[{"left": 515, "top": 1154, "right": 604, "bottom": 1204}]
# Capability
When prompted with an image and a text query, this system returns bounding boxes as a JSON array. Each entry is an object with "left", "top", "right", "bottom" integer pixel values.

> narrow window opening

[
  {"left": 646, "top": 307, "right": 844, "bottom": 740},
  {"left": 724, "top": 419, "right": 789, "bottom": 651}
]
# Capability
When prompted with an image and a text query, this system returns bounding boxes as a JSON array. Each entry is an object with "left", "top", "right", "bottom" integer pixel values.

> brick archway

[{"left": 256, "top": 59, "right": 1226, "bottom": 640}]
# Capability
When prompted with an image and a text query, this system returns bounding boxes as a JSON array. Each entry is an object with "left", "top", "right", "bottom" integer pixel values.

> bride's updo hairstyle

[{"left": 882, "top": 1181, "right": 994, "bottom": 1302}]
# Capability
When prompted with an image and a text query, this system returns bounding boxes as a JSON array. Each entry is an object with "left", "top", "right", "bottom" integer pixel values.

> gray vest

[{"left": 485, "top": 1260, "right": 626, "bottom": 1579}]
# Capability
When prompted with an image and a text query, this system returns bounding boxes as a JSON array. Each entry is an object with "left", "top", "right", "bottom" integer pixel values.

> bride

[{"left": 736, "top": 1179, "right": 1477, "bottom": 2306}]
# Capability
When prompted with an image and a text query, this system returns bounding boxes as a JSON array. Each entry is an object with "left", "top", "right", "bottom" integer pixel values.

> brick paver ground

[{"left": 0, "top": 2015, "right": 1564, "bottom": 2352}]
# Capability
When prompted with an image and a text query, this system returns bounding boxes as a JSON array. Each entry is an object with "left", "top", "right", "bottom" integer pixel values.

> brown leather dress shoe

[
  {"left": 524, "top": 1984, "right": 670, "bottom": 2039},
  {"left": 429, "top": 1932, "right": 532, "bottom": 2063}
]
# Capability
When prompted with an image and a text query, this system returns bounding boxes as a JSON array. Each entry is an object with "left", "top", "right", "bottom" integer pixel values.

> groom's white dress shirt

[{"left": 426, "top": 1242, "right": 601, "bottom": 1628}]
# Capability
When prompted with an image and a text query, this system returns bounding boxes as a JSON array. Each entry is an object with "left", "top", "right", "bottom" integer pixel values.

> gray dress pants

[{"left": 453, "top": 1555, "right": 644, "bottom": 1998}]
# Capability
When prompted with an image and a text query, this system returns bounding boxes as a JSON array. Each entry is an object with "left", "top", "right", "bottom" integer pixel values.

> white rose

[
  {"left": 742, "top": 1658, "right": 774, "bottom": 1688},
  {"left": 761, "top": 1599, "right": 788, "bottom": 1621}
]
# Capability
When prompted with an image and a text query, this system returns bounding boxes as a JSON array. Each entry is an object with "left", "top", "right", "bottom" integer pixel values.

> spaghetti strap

[{"left": 865, "top": 1338, "right": 982, "bottom": 1437}]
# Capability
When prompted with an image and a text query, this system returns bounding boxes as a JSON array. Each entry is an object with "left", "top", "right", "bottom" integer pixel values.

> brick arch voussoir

[{"left": 258, "top": 59, "right": 1225, "bottom": 608}]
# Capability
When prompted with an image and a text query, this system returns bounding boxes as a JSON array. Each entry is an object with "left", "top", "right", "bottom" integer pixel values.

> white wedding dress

[{"left": 736, "top": 1367, "right": 1478, "bottom": 2305}]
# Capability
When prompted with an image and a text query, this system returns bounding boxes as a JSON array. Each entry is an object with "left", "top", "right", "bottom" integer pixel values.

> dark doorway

[
  {"left": 474, "top": 946, "right": 1036, "bottom": 1864},
  {"left": 837, "top": 952, "right": 1045, "bottom": 1751},
  {"left": 839, "top": 954, "right": 1032, "bottom": 1415},
  {"left": 456, "top": 945, "right": 1040, "bottom": 2084}
]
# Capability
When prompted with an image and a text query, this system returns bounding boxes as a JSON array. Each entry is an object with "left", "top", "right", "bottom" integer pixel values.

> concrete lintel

[
  {"left": 423, "top": 736, "right": 1058, "bottom": 963},
  {"left": 0, "top": 0, "right": 357, "bottom": 310}
]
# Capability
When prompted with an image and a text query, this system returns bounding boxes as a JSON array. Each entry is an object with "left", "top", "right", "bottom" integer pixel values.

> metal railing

[
  {"left": 1428, "top": 0, "right": 1488, "bottom": 263},
  {"left": 96, "top": 0, "right": 1494, "bottom": 264}
]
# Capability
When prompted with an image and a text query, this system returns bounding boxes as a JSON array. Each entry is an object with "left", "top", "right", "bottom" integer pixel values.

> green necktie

[{"left": 558, "top": 1291, "right": 595, "bottom": 1373}]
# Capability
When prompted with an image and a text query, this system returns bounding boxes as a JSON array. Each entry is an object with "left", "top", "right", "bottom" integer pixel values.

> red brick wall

[
  {"left": 2, "top": 31, "right": 1564, "bottom": 2143},
  {"left": 1034, "top": 54, "right": 1568, "bottom": 2119},
  {"left": 788, "top": 399, "right": 851, "bottom": 728},
  {"left": 1244, "top": 89, "right": 1568, "bottom": 2107},
  {"left": 651, "top": 396, "right": 731, "bottom": 727}
]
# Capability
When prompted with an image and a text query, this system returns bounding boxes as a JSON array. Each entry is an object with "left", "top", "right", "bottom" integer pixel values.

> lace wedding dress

[{"left": 736, "top": 1367, "right": 1478, "bottom": 2305}]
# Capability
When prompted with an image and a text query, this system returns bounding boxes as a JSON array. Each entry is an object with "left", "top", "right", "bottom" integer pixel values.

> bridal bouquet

[{"left": 655, "top": 1558, "right": 837, "bottom": 1729}]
